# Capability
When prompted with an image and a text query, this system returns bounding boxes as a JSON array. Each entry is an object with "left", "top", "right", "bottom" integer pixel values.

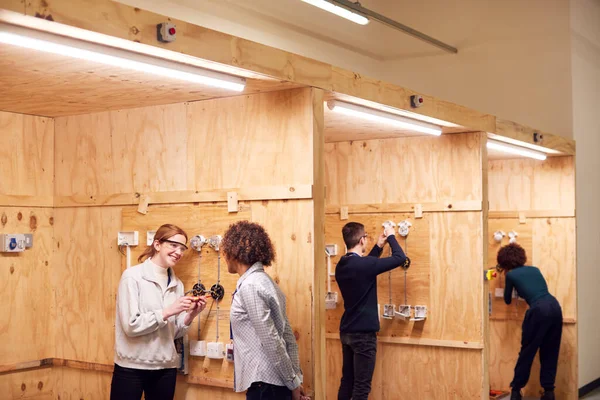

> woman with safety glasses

[{"left": 110, "top": 224, "right": 207, "bottom": 400}]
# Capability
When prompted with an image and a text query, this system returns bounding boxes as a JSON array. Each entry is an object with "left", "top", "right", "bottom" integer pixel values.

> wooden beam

[
  {"left": 493, "top": 120, "right": 576, "bottom": 155},
  {"left": 311, "top": 88, "right": 327, "bottom": 400},
  {"left": 186, "top": 375, "right": 234, "bottom": 389},
  {"left": 325, "top": 333, "right": 484, "bottom": 350},
  {"left": 0, "top": 358, "right": 53, "bottom": 374},
  {"left": 53, "top": 185, "right": 312, "bottom": 207},
  {"left": 0, "top": 195, "right": 53, "bottom": 207},
  {"left": 489, "top": 210, "right": 575, "bottom": 219},
  {"left": 1, "top": 0, "right": 24, "bottom": 14},
  {"left": 52, "top": 358, "right": 113, "bottom": 373},
  {"left": 325, "top": 200, "right": 482, "bottom": 215},
  {"left": 480, "top": 132, "right": 491, "bottom": 400},
  {"left": 490, "top": 316, "right": 576, "bottom": 324}
]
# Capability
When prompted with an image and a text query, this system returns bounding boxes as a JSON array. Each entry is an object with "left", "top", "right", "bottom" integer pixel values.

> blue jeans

[
  {"left": 110, "top": 364, "right": 177, "bottom": 400},
  {"left": 338, "top": 332, "right": 377, "bottom": 400},
  {"left": 246, "top": 381, "right": 292, "bottom": 400}
]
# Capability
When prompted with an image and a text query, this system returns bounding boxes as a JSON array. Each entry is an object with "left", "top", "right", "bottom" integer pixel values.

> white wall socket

[
  {"left": 207, "top": 342, "right": 225, "bottom": 359},
  {"left": 325, "top": 244, "right": 338, "bottom": 256},
  {"left": 325, "top": 292, "right": 338, "bottom": 309},
  {"left": 495, "top": 288, "right": 504, "bottom": 298},
  {"left": 117, "top": 231, "right": 139, "bottom": 246},
  {"left": 146, "top": 231, "right": 156, "bottom": 246},
  {"left": 189, "top": 340, "right": 206, "bottom": 357}
]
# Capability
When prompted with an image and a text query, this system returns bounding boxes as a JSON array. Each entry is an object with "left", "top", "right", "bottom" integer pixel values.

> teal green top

[{"left": 504, "top": 266, "right": 550, "bottom": 305}]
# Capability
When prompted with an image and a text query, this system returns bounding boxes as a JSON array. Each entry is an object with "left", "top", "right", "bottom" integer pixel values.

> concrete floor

[{"left": 582, "top": 386, "right": 600, "bottom": 399}]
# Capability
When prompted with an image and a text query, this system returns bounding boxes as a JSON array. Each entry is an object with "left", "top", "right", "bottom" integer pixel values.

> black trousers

[
  {"left": 511, "top": 295, "right": 563, "bottom": 391},
  {"left": 338, "top": 332, "right": 377, "bottom": 400},
  {"left": 246, "top": 381, "right": 292, "bottom": 400},
  {"left": 110, "top": 364, "right": 177, "bottom": 400}
]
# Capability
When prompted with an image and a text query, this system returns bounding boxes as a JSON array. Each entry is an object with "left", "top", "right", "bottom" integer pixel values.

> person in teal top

[{"left": 497, "top": 243, "right": 563, "bottom": 400}]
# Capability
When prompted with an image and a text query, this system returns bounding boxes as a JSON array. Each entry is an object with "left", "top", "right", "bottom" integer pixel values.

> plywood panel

[
  {"left": 188, "top": 88, "right": 313, "bottom": 190},
  {"left": 325, "top": 212, "right": 483, "bottom": 343},
  {"left": 0, "top": 42, "right": 302, "bottom": 117},
  {"left": 0, "top": 112, "right": 53, "bottom": 198},
  {"left": 54, "top": 367, "right": 112, "bottom": 400},
  {"left": 488, "top": 157, "right": 575, "bottom": 212},
  {"left": 251, "top": 200, "right": 315, "bottom": 395},
  {"left": 55, "top": 88, "right": 314, "bottom": 197},
  {"left": 325, "top": 213, "right": 430, "bottom": 339},
  {"left": 326, "top": 339, "right": 483, "bottom": 400},
  {"left": 176, "top": 379, "right": 244, "bottom": 400},
  {"left": 52, "top": 206, "right": 122, "bottom": 363},
  {"left": 325, "top": 133, "right": 483, "bottom": 206},
  {"left": 489, "top": 322, "right": 577, "bottom": 400},
  {"left": 0, "top": 208, "right": 54, "bottom": 364},
  {"left": 488, "top": 218, "right": 576, "bottom": 321},
  {"left": 0, "top": 368, "right": 54, "bottom": 400},
  {"left": 324, "top": 140, "right": 382, "bottom": 206},
  {"left": 122, "top": 204, "right": 252, "bottom": 387}
]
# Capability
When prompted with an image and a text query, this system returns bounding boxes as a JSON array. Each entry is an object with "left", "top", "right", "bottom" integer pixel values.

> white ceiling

[{"left": 121, "top": 0, "right": 474, "bottom": 62}]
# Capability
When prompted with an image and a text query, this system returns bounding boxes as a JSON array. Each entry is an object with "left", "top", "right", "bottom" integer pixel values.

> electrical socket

[
  {"left": 189, "top": 340, "right": 206, "bottom": 357},
  {"left": 325, "top": 244, "right": 338, "bottom": 256},
  {"left": 325, "top": 292, "right": 338, "bottom": 309},
  {"left": 206, "top": 342, "right": 224, "bottom": 359},
  {"left": 0, "top": 234, "right": 27, "bottom": 253},
  {"left": 146, "top": 231, "right": 156, "bottom": 246},
  {"left": 117, "top": 231, "right": 139, "bottom": 246}
]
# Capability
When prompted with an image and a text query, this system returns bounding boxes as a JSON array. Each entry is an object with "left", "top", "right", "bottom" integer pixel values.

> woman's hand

[
  {"left": 184, "top": 296, "right": 208, "bottom": 326},
  {"left": 162, "top": 296, "right": 195, "bottom": 320}
]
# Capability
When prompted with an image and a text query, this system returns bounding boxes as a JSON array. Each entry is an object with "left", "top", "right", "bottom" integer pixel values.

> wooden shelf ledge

[
  {"left": 489, "top": 210, "right": 575, "bottom": 219},
  {"left": 325, "top": 201, "right": 482, "bottom": 215},
  {"left": 325, "top": 333, "right": 484, "bottom": 350}
]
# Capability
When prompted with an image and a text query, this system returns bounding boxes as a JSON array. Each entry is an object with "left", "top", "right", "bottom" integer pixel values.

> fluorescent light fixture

[
  {"left": 487, "top": 139, "right": 547, "bottom": 161},
  {"left": 327, "top": 100, "right": 443, "bottom": 136},
  {"left": 487, "top": 134, "right": 562, "bottom": 155},
  {"left": 0, "top": 23, "right": 246, "bottom": 92},
  {"left": 301, "top": 0, "right": 369, "bottom": 25}
]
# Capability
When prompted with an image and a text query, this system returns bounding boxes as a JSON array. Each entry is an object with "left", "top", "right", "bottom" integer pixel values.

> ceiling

[{"left": 157, "top": 0, "right": 471, "bottom": 61}]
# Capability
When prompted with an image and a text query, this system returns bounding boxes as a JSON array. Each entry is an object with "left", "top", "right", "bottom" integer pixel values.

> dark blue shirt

[
  {"left": 504, "top": 265, "right": 550, "bottom": 306},
  {"left": 335, "top": 235, "right": 407, "bottom": 333}
]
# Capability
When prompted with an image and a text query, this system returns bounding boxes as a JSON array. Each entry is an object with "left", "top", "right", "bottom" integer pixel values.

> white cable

[
  {"left": 326, "top": 251, "right": 332, "bottom": 293},
  {"left": 126, "top": 245, "right": 131, "bottom": 269}
]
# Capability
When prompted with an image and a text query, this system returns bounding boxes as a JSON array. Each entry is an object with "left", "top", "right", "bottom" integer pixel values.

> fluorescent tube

[
  {"left": 487, "top": 139, "right": 547, "bottom": 160},
  {"left": 301, "top": 0, "right": 369, "bottom": 25}
]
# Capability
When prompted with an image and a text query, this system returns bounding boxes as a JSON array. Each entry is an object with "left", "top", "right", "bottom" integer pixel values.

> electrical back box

[
  {"left": 189, "top": 340, "right": 206, "bottom": 357},
  {"left": 117, "top": 231, "right": 139, "bottom": 246},
  {"left": 0, "top": 234, "right": 28, "bottom": 253},
  {"left": 206, "top": 342, "right": 224, "bottom": 359}
]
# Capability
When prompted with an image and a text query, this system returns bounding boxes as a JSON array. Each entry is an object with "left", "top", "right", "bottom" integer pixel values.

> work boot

[
  {"left": 510, "top": 390, "right": 522, "bottom": 400},
  {"left": 540, "top": 390, "right": 555, "bottom": 400}
]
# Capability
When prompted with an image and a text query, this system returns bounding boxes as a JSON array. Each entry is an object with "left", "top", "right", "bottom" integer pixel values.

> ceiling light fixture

[
  {"left": 301, "top": 0, "right": 369, "bottom": 25},
  {"left": 327, "top": 100, "right": 443, "bottom": 136},
  {"left": 0, "top": 22, "right": 246, "bottom": 92},
  {"left": 487, "top": 139, "right": 547, "bottom": 161}
]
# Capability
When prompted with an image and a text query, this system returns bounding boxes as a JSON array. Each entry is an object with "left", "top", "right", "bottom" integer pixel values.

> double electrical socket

[
  {"left": 189, "top": 340, "right": 225, "bottom": 359},
  {"left": 189, "top": 340, "right": 206, "bottom": 357},
  {"left": 0, "top": 234, "right": 33, "bottom": 253}
]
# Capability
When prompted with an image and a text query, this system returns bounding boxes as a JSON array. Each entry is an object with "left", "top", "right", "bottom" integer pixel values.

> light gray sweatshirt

[{"left": 114, "top": 258, "right": 190, "bottom": 370}]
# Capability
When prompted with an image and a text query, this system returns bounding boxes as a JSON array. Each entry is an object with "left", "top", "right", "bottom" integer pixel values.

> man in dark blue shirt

[{"left": 335, "top": 222, "right": 407, "bottom": 400}]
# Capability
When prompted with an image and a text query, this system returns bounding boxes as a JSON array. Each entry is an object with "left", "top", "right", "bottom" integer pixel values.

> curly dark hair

[
  {"left": 221, "top": 221, "right": 275, "bottom": 266},
  {"left": 496, "top": 243, "right": 527, "bottom": 272}
]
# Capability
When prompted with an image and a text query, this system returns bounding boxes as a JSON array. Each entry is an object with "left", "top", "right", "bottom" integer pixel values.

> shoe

[
  {"left": 541, "top": 391, "right": 555, "bottom": 400},
  {"left": 510, "top": 390, "right": 522, "bottom": 400}
]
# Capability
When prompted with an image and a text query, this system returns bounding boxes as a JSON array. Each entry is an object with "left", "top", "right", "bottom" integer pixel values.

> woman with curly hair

[
  {"left": 222, "top": 221, "right": 310, "bottom": 400},
  {"left": 496, "top": 243, "right": 563, "bottom": 400}
]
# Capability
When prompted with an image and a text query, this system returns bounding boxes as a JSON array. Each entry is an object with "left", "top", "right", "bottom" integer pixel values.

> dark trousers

[
  {"left": 246, "top": 381, "right": 292, "bottom": 400},
  {"left": 110, "top": 363, "right": 177, "bottom": 400},
  {"left": 511, "top": 296, "right": 563, "bottom": 391},
  {"left": 338, "top": 332, "right": 377, "bottom": 400}
]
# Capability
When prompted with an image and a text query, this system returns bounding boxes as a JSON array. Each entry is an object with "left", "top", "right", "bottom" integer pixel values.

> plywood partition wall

[
  {"left": 324, "top": 132, "right": 487, "bottom": 399},
  {"left": 0, "top": 111, "right": 56, "bottom": 398},
  {"left": 48, "top": 87, "right": 325, "bottom": 399},
  {"left": 487, "top": 157, "right": 577, "bottom": 399}
]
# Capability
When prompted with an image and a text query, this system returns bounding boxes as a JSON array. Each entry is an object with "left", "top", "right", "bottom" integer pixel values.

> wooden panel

[
  {"left": 0, "top": 42, "right": 302, "bottom": 117},
  {"left": 325, "top": 133, "right": 483, "bottom": 206},
  {"left": 54, "top": 88, "right": 314, "bottom": 197},
  {"left": 489, "top": 322, "right": 577, "bottom": 400},
  {"left": 188, "top": 88, "right": 313, "bottom": 190},
  {"left": 326, "top": 339, "right": 483, "bottom": 400},
  {"left": 429, "top": 212, "right": 483, "bottom": 342},
  {"left": 251, "top": 200, "right": 315, "bottom": 396},
  {"left": 53, "top": 367, "right": 112, "bottom": 400},
  {"left": 325, "top": 212, "right": 483, "bottom": 343},
  {"left": 0, "top": 208, "right": 54, "bottom": 364},
  {"left": 122, "top": 204, "right": 252, "bottom": 387},
  {"left": 0, "top": 368, "right": 54, "bottom": 400},
  {"left": 52, "top": 206, "right": 122, "bottom": 363},
  {"left": 176, "top": 379, "right": 244, "bottom": 400},
  {"left": 488, "top": 157, "right": 575, "bottom": 212},
  {"left": 0, "top": 112, "right": 53, "bottom": 199}
]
